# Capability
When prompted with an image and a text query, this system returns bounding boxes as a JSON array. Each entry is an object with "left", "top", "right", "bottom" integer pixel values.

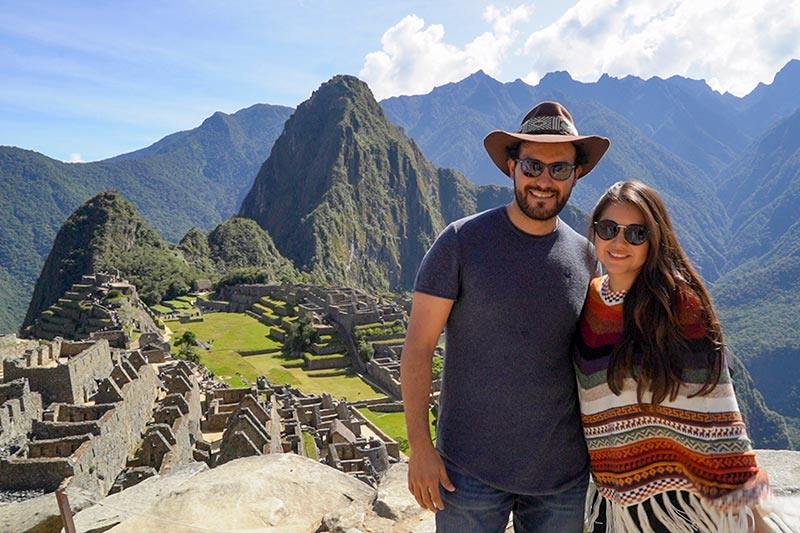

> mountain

[
  {"left": 717, "top": 109, "right": 800, "bottom": 265},
  {"left": 381, "top": 71, "right": 524, "bottom": 188},
  {"left": 740, "top": 59, "right": 800, "bottom": 133},
  {"left": 0, "top": 104, "right": 292, "bottom": 332},
  {"left": 711, "top": 110, "right": 800, "bottom": 420},
  {"left": 22, "top": 191, "right": 197, "bottom": 330},
  {"left": 239, "top": 75, "right": 510, "bottom": 292},
  {"left": 382, "top": 74, "right": 736, "bottom": 280},
  {"left": 179, "top": 217, "right": 299, "bottom": 280},
  {"left": 106, "top": 103, "right": 293, "bottom": 213},
  {"left": 381, "top": 63, "right": 800, "bottom": 189}
]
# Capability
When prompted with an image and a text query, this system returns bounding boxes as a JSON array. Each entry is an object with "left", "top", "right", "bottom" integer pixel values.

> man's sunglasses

[
  {"left": 514, "top": 159, "right": 577, "bottom": 181},
  {"left": 594, "top": 219, "right": 649, "bottom": 245}
]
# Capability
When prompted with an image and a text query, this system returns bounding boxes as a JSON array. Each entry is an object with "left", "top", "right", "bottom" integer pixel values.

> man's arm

[{"left": 400, "top": 291, "right": 456, "bottom": 512}]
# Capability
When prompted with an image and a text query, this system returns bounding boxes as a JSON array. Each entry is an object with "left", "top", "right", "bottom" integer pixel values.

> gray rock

[
  {"left": 372, "top": 462, "right": 420, "bottom": 521},
  {"left": 69, "top": 461, "right": 209, "bottom": 533},
  {"left": 0, "top": 489, "right": 95, "bottom": 533},
  {"left": 104, "top": 454, "right": 374, "bottom": 532},
  {"left": 321, "top": 502, "right": 366, "bottom": 532},
  {"left": 756, "top": 450, "right": 800, "bottom": 532},
  {"left": 756, "top": 450, "right": 800, "bottom": 496}
]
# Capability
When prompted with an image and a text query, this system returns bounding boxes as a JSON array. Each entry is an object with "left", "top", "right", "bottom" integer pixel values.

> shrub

[
  {"left": 431, "top": 356, "right": 444, "bottom": 380},
  {"left": 358, "top": 339, "right": 375, "bottom": 362},
  {"left": 283, "top": 315, "right": 318, "bottom": 357}
]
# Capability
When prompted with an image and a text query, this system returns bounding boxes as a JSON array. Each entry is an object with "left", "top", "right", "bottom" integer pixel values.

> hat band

[{"left": 518, "top": 116, "right": 578, "bottom": 136}]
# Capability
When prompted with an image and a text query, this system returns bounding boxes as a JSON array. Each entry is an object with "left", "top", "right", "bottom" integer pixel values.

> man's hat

[{"left": 483, "top": 101, "right": 610, "bottom": 178}]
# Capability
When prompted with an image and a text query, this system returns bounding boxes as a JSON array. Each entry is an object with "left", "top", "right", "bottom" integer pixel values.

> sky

[{"left": 2, "top": 0, "right": 799, "bottom": 163}]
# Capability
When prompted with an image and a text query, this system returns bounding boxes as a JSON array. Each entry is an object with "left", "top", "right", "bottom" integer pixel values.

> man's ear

[
  {"left": 574, "top": 165, "right": 584, "bottom": 182},
  {"left": 507, "top": 158, "right": 516, "bottom": 178}
]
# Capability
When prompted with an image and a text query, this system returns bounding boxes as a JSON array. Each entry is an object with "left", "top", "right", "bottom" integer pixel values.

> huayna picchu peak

[{"left": 239, "top": 75, "right": 509, "bottom": 291}]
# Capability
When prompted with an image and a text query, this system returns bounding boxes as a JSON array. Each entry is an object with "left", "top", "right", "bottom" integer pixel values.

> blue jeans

[{"left": 435, "top": 457, "right": 587, "bottom": 533}]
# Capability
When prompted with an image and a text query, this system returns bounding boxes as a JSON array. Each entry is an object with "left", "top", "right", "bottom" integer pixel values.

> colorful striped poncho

[{"left": 575, "top": 276, "right": 771, "bottom": 532}]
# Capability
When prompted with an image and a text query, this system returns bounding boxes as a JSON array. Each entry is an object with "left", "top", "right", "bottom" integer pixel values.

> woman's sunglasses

[{"left": 594, "top": 219, "right": 649, "bottom": 245}]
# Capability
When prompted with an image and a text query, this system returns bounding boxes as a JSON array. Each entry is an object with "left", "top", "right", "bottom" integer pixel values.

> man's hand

[
  {"left": 401, "top": 292, "right": 456, "bottom": 512},
  {"left": 408, "top": 442, "right": 455, "bottom": 512}
]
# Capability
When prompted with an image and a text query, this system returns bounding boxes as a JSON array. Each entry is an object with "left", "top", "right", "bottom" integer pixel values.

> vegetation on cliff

[{"left": 22, "top": 191, "right": 199, "bottom": 329}]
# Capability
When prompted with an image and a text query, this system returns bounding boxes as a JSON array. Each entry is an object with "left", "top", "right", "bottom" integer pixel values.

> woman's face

[{"left": 594, "top": 201, "right": 650, "bottom": 286}]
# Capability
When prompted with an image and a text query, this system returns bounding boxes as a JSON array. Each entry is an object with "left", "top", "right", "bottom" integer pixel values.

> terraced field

[{"left": 165, "top": 312, "right": 385, "bottom": 401}]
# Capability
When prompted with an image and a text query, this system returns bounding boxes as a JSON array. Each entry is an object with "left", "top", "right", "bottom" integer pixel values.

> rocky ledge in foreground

[{"left": 1, "top": 450, "right": 798, "bottom": 533}]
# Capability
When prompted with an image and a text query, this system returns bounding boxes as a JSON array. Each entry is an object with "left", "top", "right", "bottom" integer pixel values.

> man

[{"left": 400, "top": 101, "right": 610, "bottom": 532}]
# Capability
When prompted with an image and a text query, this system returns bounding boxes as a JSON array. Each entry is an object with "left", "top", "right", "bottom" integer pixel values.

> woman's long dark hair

[{"left": 591, "top": 181, "right": 724, "bottom": 404}]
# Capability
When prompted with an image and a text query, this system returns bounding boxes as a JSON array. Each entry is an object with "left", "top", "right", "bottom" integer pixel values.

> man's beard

[{"left": 514, "top": 179, "right": 571, "bottom": 221}]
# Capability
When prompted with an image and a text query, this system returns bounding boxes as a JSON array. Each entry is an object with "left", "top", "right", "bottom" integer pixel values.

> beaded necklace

[{"left": 600, "top": 275, "right": 627, "bottom": 306}]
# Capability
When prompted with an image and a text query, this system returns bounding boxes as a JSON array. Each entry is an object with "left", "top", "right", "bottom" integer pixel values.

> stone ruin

[
  {"left": 212, "top": 282, "right": 410, "bottom": 395},
  {"left": 193, "top": 375, "right": 399, "bottom": 486},
  {"left": 1, "top": 276, "right": 413, "bottom": 507},
  {"left": 25, "top": 272, "right": 163, "bottom": 345},
  {"left": 0, "top": 338, "right": 161, "bottom": 496}
]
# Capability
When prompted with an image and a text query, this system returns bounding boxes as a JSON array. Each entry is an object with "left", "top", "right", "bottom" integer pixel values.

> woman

[{"left": 575, "top": 181, "right": 771, "bottom": 532}]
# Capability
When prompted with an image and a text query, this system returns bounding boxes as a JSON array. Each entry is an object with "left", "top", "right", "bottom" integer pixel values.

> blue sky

[{"left": 2, "top": 0, "right": 798, "bottom": 162}]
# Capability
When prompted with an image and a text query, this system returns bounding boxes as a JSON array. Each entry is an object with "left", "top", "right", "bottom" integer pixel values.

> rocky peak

[{"left": 238, "top": 75, "right": 447, "bottom": 290}]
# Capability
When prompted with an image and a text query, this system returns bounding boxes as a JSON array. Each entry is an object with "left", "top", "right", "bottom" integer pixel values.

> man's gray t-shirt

[{"left": 414, "top": 206, "right": 593, "bottom": 494}]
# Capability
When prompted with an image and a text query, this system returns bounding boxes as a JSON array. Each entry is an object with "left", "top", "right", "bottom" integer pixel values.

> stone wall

[
  {"left": 0, "top": 350, "right": 160, "bottom": 494},
  {"left": 0, "top": 336, "right": 38, "bottom": 380},
  {"left": 66, "top": 340, "right": 115, "bottom": 403},
  {"left": 68, "top": 354, "right": 160, "bottom": 494},
  {"left": 366, "top": 358, "right": 402, "bottom": 399},
  {"left": 0, "top": 456, "right": 75, "bottom": 492},
  {"left": 138, "top": 361, "right": 203, "bottom": 474},
  {"left": 3, "top": 339, "right": 114, "bottom": 406},
  {"left": 0, "top": 379, "right": 43, "bottom": 446},
  {"left": 3, "top": 355, "right": 72, "bottom": 406}
]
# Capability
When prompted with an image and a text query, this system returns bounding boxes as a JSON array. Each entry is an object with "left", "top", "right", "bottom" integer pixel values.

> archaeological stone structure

[
  {"left": 25, "top": 273, "right": 162, "bottom": 345},
  {"left": 0, "top": 339, "right": 161, "bottom": 495},
  {"left": 1, "top": 276, "right": 412, "bottom": 513}
]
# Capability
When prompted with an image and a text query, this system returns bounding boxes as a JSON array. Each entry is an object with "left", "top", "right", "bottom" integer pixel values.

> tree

[
  {"left": 358, "top": 339, "right": 375, "bottom": 362},
  {"left": 174, "top": 330, "right": 197, "bottom": 348},
  {"left": 283, "top": 316, "right": 318, "bottom": 358},
  {"left": 177, "top": 344, "right": 200, "bottom": 364}
]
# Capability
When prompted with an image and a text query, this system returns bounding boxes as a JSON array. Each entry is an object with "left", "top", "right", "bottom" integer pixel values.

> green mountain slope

[
  {"left": 0, "top": 104, "right": 291, "bottom": 332},
  {"left": 205, "top": 217, "right": 299, "bottom": 278},
  {"left": 239, "top": 75, "right": 507, "bottom": 292},
  {"left": 711, "top": 111, "right": 800, "bottom": 425},
  {"left": 22, "top": 191, "right": 197, "bottom": 330},
  {"left": 717, "top": 109, "right": 800, "bottom": 266}
]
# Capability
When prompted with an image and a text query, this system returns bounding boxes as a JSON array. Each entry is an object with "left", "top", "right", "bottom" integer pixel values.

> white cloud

[
  {"left": 360, "top": 5, "right": 533, "bottom": 100},
  {"left": 521, "top": 0, "right": 800, "bottom": 96},
  {"left": 67, "top": 153, "right": 83, "bottom": 163}
]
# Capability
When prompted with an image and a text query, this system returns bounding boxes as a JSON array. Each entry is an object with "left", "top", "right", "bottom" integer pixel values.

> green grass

[
  {"left": 358, "top": 408, "right": 436, "bottom": 456},
  {"left": 165, "top": 313, "right": 386, "bottom": 401},
  {"left": 164, "top": 299, "right": 192, "bottom": 310},
  {"left": 305, "top": 352, "right": 348, "bottom": 360},
  {"left": 252, "top": 305, "right": 281, "bottom": 321},
  {"left": 302, "top": 432, "right": 318, "bottom": 460}
]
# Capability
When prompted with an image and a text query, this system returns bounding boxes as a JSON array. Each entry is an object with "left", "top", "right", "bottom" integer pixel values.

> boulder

[
  {"left": 70, "top": 461, "right": 208, "bottom": 533},
  {"left": 103, "top": 454, "right": 373, "bottom": 532},
  {"left": 754, "top": 449, "right": 800, "bottom": 532},
  {"left": 0, "top": 489, "right": 95, "bottom": 533},
  {"left": 372, "top": 462, "right": 420, "bottom": 521}
]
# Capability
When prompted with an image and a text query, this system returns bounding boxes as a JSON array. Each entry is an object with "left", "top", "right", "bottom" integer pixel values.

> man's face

[{"left": 508, "top": 142, "right": 581, "bottom": 221}]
